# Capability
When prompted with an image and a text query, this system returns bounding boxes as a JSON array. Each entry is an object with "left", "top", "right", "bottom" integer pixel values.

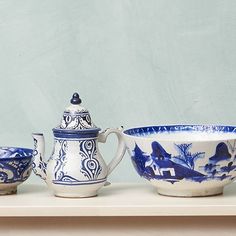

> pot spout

[{"left": 32, "top": 133, "right": 47, "bottom": 181}]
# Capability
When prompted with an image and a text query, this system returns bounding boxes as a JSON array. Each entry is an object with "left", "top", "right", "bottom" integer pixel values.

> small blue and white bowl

[
  {"left": 123, "top": 125, "right": 236, "bottom": 197},
  {"left": 0, "top": 147, "right": 33, "bottom": 195}
]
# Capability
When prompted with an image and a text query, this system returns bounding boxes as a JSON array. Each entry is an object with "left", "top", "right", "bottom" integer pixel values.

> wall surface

[{"left": 0, "top": 0, "right": 235, "bottom": 183}]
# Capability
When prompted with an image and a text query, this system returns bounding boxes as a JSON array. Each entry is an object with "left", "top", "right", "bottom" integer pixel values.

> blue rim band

[
  {"left": 124, "top": 125, "right": 236, "bottom": 137},
  {"left": 53, "top": 128, "right": 101, "bottom": 138},
  {"left": 0, "top": 147, "right": 33, "bottom": 160}
]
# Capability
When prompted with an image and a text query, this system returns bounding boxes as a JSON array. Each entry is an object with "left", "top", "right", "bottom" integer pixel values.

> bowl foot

[
  {"left": 157, "top": 186, "right": 224, "bottom": 197},
  {"left": 0, "top": 186, "right": 17, "bottom": 195},
  {"left": 54, "top": 191, "right": 98, "bottom": 198}
]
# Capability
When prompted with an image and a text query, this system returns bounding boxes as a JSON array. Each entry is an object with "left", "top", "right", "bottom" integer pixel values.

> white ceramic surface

[{"left": 123, "top": 125, "right": 236, "bottom": 197}]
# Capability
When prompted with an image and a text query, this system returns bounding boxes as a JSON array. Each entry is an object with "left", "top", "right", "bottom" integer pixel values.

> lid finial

[{"left": 70, "top": 92, "right": 82, "bottom": 105}]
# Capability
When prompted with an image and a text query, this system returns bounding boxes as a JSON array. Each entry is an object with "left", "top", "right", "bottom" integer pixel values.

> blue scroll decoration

[{"left": 80, "top": 139, "right": 102, "bottom": 180}]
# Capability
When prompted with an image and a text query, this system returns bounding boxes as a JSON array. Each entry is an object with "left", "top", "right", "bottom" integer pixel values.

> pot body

[
  {"left": 46, "top": 129, "right": 107, "bottom": 197},
  {"left": 32, "top": 127, "right": 126, "bottom": 198}
]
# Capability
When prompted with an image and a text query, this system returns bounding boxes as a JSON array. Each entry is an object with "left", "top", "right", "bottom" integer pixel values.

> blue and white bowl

[
  {"left": 0, "top": 147, "right": 33, "bottom": 195},
  {"left": 123, "top": 125, "right": 236, "bottom": 197}
]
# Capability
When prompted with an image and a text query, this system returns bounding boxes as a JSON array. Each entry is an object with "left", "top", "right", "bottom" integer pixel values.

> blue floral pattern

[
  {"left": 54, "top": 140, "right": 68, "bottom": 181},
  {"left": 60, "top": 111, "right": 93, "bottom": 130},
  {"left": 0, "top": 147, "right": 33, "bottom": 183},
  {"left": 32, "top": 138, "right": 47, "bottom": 180}
]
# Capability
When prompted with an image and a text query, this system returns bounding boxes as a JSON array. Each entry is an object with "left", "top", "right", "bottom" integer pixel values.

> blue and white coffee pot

[{"left": 32, "top": 93, "right": 126, "bottom": 198}]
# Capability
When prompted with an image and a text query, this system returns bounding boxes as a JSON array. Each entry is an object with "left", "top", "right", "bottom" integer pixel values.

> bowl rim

[
  {"left": 123, "top": 124, "right": 236, "bottom": 142},
  {"left": 0, "top": 147, "right": 33, "bottom": 160}
]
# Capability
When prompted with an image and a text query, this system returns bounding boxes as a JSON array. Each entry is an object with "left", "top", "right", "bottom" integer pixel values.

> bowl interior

[
  {"left": 0, "top": 147, "right": 33, "bottom": 159},
  {"left": 124, "top": 125, "right": 236, "bottom": 142}
]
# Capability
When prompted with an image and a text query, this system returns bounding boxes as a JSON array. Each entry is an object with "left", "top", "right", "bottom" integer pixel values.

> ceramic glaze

[
  {"left": 131, "top": 131, "right": 236, "bottom": 141},
  {"left": 0, "top": 147, "right": 33, "bottom": 195},
  {"left": 123, "top": 125, "right": 236, "bottom": 197},
  {"left": 32, "top": 93, "right": 126, "bottom": 198},
  {"left": 59, "top": 93, "right": 96, "bottom": 130}
]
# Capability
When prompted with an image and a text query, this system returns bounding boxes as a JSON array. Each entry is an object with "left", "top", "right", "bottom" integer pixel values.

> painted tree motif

[
  {"left": 227, "top": 141, "right": 236, "bottom": 163},
  {"left": 172, "top": 143, "right": 205, "bottom": 170},
  {"left": 227, "top": 140, "right": 236, "bottom": 154}
]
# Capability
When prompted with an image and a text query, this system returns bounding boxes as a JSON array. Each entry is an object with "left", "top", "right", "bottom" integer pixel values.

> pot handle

[{"left": 98, "top": 126, "right": 126, "bottom": 176}]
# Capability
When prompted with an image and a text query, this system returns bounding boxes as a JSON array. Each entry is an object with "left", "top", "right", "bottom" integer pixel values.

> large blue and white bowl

[
  {"left": 123, "top": 125, "right": 236, "bottom": 197},
  {"left": 0, "top": 147, "right": 33, "bottom": 195}
]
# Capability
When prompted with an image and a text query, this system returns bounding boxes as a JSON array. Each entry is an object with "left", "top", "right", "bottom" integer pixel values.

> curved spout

[{"left": 32, "top": 133, "right": 47, "bottom": 181}]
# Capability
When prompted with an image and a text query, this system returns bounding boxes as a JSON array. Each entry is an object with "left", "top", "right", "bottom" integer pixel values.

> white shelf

[{"left": 1, "top": 183, "right": 236, "bottom": 217}]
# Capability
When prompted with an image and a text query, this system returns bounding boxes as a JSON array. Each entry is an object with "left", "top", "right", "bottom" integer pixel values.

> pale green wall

[{"left": 0, "top": 0, "right": 236, "bottom": 184}]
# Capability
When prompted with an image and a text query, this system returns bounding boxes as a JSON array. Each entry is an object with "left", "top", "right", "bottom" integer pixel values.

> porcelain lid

[{"left": 58, "top": 92, "right": 97, "bottom": 130}]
